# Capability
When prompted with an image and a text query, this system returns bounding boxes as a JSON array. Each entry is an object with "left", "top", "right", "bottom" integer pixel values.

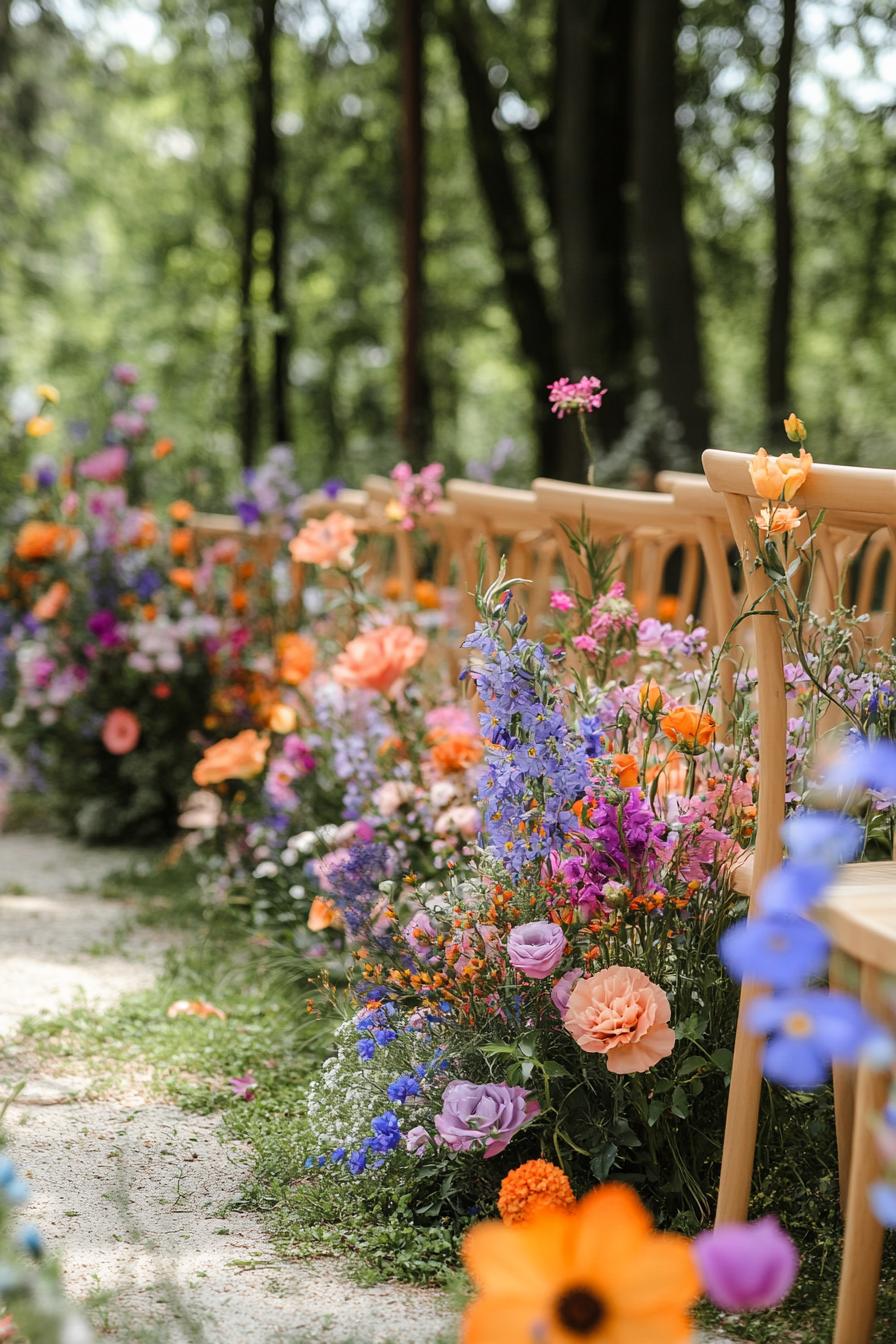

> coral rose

[
  {"left": 15, "top": 520, "right": 74, "bottom": 561},
  {"left": 193, "top": 730, "right": 269, "bottom": 786},
  {"left": 277, "top": 633, "right": 315, "bottom": 686},
  {"left": 32, "top": 580, "right": 69, "bottom": 622},
  {"left": 289, "top": 511, "right": 357, "bottom": 568},
  {"left": 660, "top": 704, "right": 716, "bottom": 750},
  {"left": 101, "top": 708, "right": 141, "bottom": 756},
  {"left": 332, "top": 623, "right": 427, "bottom": 697},
  {"left": 563, "top": 965, "right": 676, "bottom": 1073},
  {"left": 755, "top": 504, "right": 803, "bottom": 535}
]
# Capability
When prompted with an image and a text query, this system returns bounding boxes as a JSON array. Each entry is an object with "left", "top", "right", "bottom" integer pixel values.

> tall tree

[
  {"left": 765, "top": 0, "right": 797, "bottom": 433},
  {"left": 632, "top": 0, "right": 710, "bottom": 464},
  {"left": 398, "top": 0, "right": 431, "bottom": 467},
  {"left": 237, "top": 0, "right": 291, "bottom": 467},
  {"left": 443, "top": 0, "right": 561, "bottom": 476},
  {"left": 554, "top": 0, "right": 636, "bottom": 468}
]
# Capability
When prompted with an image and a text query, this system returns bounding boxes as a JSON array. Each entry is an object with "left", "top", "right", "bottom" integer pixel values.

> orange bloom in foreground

[
  {"left": 660, "top": 704, "right": 716, "bottom": 750},
  {"left": 611, "top": 753, "right": 639, "bottom": 788},
  {"left": 169, "top": 499, "right": 194, "bottom": 523},
  {"left": 755, "top": 504, "right": 803, "bottom": 535},
  {"left": 461, "top": 1183, "right": 699, "bottom": 1344},
  {"left": 101, "top": 708, "right": 141, "bottom": 756},
  {"left": 193, "top": 729, "right": 269, "bottom": 786},
  {"left": 277, "top": 632, "right": 316, "bottom": 686},
  {"left": 332, "top": 623, "right": 427, "bottom": 697},
  {"left": 15, "top": 520, "right": 73, "bottom": 561},
  {"left": 429, "top": 731, "right": 483, "bottom": 774},
  {"left": 289, "top": 510, "right": 357, "bottom": 568},
  {"left": 32, "top": 580, "right": 70, "bottom": 622},
  {"left": 498, "top": 1161, "right": 575, "bottom": 1226},
  {"left": 563, "top": 966, "right": 676, "bottom": 1073}
]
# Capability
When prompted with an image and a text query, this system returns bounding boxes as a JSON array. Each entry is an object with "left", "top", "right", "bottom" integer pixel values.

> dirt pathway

[{"left": 0, "top": 835, "right": 456, "bottom": 1344}]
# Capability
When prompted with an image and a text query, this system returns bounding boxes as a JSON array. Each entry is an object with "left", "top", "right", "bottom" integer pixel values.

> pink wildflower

[
  {"left": 549, "top": 590, "right": 575, "bottom": 612},
  {"left": 547, "top": 375, "right": 606, "bottom": 419},
  {"left": 229, "top": 1072, "right": 257, "bottom": 1101}
]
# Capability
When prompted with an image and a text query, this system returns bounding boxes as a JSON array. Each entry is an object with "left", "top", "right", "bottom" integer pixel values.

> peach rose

[
  {"left": 277, "top": 632, "right": 315, "bottom": 686},
  {"left": 32, "top": 580, "right": 69, "bottom": 622},
  {"left": 289, "top": 511, "right": 357, "bottom": 568},
  {"left": 777, "top": 446, "right": 813, "bottom": 499},
  {"left": 332, "top": 623, "right": 427, "bottom": 697},
  {"left": 193, "top": 729, "right": 269, "bottom": 786},
  {"left": 101, "top": 708, "right": 141, "bottom": 756},
  {"left": 660, "top": 704, "right": 716, "bottom": 750},
  {"left": 755, "top": 503, "right": 803, "bottom": 535},
  {"left": 562, "top": 965, "right": 676, "bottom": 1073}
]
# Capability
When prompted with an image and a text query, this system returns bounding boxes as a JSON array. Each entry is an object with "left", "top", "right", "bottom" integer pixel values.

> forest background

[{"left": 1, "top": 0, "right": 894, "bottom": 502}]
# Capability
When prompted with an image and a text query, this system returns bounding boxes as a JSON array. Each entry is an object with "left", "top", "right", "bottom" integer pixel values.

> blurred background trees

[{"left": 0, "top": 0, "right": 894, "bottom": 496}]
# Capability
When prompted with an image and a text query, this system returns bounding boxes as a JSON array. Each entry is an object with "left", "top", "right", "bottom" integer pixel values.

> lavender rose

[
  {"left": 507, "top": 921, "right": 566, "bottom": 980},
  {"left": 551, "top": 967, "right": 583, "bottom": 1016},
  {"left": 693, "top": 1216, "right": 799, "bottom": 1311},
  {"left": 434, "top": 1081, "right": 540, "bottom": 1158}
]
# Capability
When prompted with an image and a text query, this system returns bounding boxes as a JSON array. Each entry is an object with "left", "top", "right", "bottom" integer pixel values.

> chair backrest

[
  {"left": 301, "top": 487, "right": 369, "bottom": 520},
  {"left": 532, "top": 477, "right": 704, "bottom": 629},
  {"left": 702, "top": 448, "right": 896, "bottom": 892},
  {"left": 446, "top": 480, "right": 557, "bottom": 630}
]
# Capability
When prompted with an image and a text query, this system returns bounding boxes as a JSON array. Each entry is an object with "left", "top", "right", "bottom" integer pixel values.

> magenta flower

[
  {"left": 434, "top": 1081, "right": 539, "bottom": 1158},
  {"left": 228, "top": 1072, "right": 257, "bottom": 1101},
  {"left": 693, "top": 1216, "right": 799, "bottom": 1311},
  {"left": 551, "top": 968, "right": 583, "bottom": 1016},
  {"left": 78, "top": 444, "right": 129, "bottom": 484},
  {"left": 507, "top": 921, "right": 566, "bottom": 980},
  {"left": 547, "top": 375, "right": 606, "bottom": 419}
]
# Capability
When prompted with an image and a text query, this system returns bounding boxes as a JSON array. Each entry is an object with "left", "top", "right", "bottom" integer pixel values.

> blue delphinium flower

[
  {"left": 719, "top": 914, "right": 830, "bottom": 990},
  {"left": 780, "top": 811, "right": 864, "bottom": 867},
  {"left": 759, "top": 863, "right": 833, "bottom": 916},
  {"left": 348, "top": 1149, "right": 367, "bottom": 1175},
  {"left": 387, "top": 1073, "right": 421, "bottom": 1104},
  {"left": 356, "top": 1038, "right": 375, "bottom": 1062},
  {"left": 748, "top": 989, "right": 880, "bottom": 1090}
]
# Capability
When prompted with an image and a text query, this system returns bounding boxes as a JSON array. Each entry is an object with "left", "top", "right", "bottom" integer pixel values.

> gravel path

[{"left": 0, "top": 834, "right": 456, "bottom": 1344}]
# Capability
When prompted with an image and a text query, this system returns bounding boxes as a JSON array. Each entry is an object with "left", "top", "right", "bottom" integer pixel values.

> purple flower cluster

[
  {"left": 319, "top": 841, "right": 393, "bottom": 937},
  {"left": 463, "top": 625, "right": 590, "bottom": 873},
  {"left": 559, "top": 788, "right": 668, "bottom": 918}
]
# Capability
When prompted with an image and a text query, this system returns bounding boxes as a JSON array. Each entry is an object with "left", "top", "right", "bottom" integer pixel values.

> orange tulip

[
  {"left": 783, "top": 412, "right": 807, "bottom": 443},
  {"left": 611, "top": 752, "right": 639, "bottom": 788},
  {"left": 777, "top": 447, "right": 813, "bottom": 500}
]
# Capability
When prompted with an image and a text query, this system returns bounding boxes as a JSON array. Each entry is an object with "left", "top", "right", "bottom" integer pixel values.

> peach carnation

[
  {"left": 289, "top": 510, "right": 357, "bottom": 568},
  {"left": 193, "top": 729, "right": 269, "bottom": 786},
  {"left": 562, "top": 965, "right": 676, "bottom": 1074},
  {"left": 332, "top": 623, "right": 427, "bottom": 697},
  {"left": 497, "top": 1160, "right": 576, "bottom": 1226}
]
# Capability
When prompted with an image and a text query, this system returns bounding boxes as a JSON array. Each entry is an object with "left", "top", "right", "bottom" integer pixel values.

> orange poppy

[
  {"left": 462, "top": 1183, "right": 699, "bottom": 1344},
  {"left": 15, "top": 520, "right": 74, "bottom": 561},
  {"left": 169, "top": 567, "right": 195, "bottom": 592},
  {"left": 152, "top": 437, "right": 174, "bottom": 460},
  {"left": 169, "top": 499, "right": 194, "bottom": 523},
  {"left": 660, "top": 705, "right": 716, "bottom": 750}
]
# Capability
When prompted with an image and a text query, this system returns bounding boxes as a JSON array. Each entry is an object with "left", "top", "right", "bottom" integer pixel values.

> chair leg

[
  {"left": 830, "top": 955, "right": 857, "bottom": 1214},
  {"left": 832, "top": 1056, "right": 888, "bottom": 1344},
  {"left": 715, "top": 981, "right": 765, "bottom": 1225}
]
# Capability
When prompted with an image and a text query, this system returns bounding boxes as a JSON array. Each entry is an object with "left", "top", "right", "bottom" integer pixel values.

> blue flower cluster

[
  {"left": 305, "top": 1110, "right": 403, "bottom": 1177},
  {"left": 324, "top": 842, "right": 393, "bottom": 937},
  {"left": 719, "top": 743, "right": 896, "bottom": 1092},
  {"left": 354, "top": 1000, "right": 398, "bottom": 1060},
  {"left": 463, "top": 623, "right": 591, "bottom": 873}
]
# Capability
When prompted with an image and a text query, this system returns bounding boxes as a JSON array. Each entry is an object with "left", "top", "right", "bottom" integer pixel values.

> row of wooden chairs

[{"left": 193, "top": 456, "right": 896, "bottom": 1342}]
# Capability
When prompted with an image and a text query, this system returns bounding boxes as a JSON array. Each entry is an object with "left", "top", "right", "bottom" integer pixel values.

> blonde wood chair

[
  {"left": 445, "top": 479, "right": 557, "bottom": 632},
  {"left": 361, "top": 474, "right": 462, "bottom": 604},
  {"left": 532, "top": 477, "right": 704, "bottom": 630},
  {"left": 703, "top": 450, "right": 896, "bottom": 1341}
]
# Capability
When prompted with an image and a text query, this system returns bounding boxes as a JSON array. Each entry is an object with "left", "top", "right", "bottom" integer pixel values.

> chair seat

[{"left": 814, "top": 861, "right": 896, "bottom": 976}]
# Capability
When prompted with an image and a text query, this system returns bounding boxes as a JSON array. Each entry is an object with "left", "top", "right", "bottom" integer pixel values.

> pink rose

[
  {"left": 563, "top": 965, "right": 676, "bottom": 1073},
  {"left": 551, "top": 968, "right": 583, "bottom": 1016}
]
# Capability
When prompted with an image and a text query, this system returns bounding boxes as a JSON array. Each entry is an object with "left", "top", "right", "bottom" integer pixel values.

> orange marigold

[{"left": 497, "top": 1160, "right": 575, "bottom": 1226}]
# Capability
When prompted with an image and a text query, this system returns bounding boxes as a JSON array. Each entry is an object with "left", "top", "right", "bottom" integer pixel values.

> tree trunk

[
  {"left": 555, "top": 0, "right": 636, "bottom": 469},
  {"left": 256, "top": 0, "right": 292, "bottom": 445},
  {"left": 237, "top": 118, "right": 261, "bottom": 469},
  {"left": 398, "top": 0, "right": 431, "bottom": 468},
  {"left": 632, "top": 0, "right": 710, "bottom": 465},
  {"left": 444, "top": 0, "right": 562, "bottom": 476},
  {"left": 766, "top": 0, "right": 797, "bottom": 434}
]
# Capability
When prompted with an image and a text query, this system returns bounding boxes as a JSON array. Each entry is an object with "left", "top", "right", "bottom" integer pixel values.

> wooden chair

[
  {"left": 361, "top": 474, "right": 461, "bottom": 604},
  {"left": 702, "top": 448, "right": 896, "bottom": 1342},
  {"left": 445, "top": 479, "right": 557, "bottom": 632},
  {"left": 532, "top": 477, "right": 704, "bottom": 630}
]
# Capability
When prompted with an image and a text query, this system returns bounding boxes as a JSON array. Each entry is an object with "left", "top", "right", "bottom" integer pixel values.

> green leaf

[
  {"left": 590, "top": 1142, "right": 618, "bottom": 1180},
  {"left": 671, "top": 1087, "right": 689, "bottom": 1119}
]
